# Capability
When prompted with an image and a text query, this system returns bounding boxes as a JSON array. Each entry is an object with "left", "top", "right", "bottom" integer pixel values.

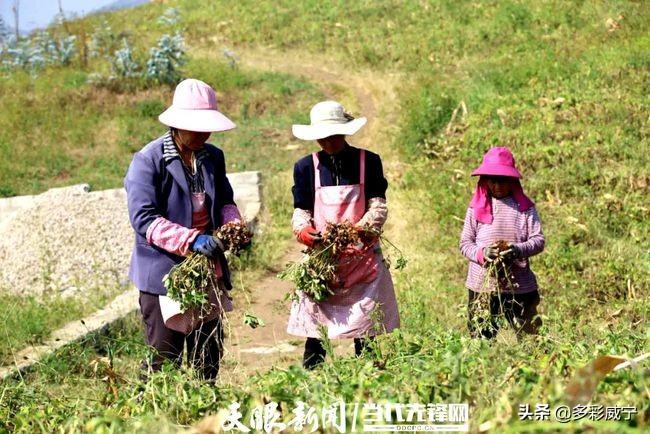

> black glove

[{"left": 499, "top": 243, "right": 521, "bottom": 261}]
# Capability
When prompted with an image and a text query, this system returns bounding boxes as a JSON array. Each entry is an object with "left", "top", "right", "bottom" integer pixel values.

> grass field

[
  {"left": 0, "top": 55, "right": 322, "bottom": 364},
  {"left": 1, "top": 0, "right": 648, "bottom": 432}
]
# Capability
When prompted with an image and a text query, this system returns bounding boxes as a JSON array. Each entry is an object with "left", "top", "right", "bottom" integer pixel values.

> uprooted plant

[
  {"left": 163, "top": 222, "right": 252, "bottom": 312},
  {"left": 214, "top": 221, "right": 253, "bottom": 256},
  {"left": 279, "top": 222, "right": 407, "bottom": 302},
  {"left": 163, "top": 253, "right": 216, "bottom": 313},
  {"left": 279, "top": 245, "right": 338, "bottom": 302},
  {"left": 469, "top": 239, "right": 519, "bottom": 336}
]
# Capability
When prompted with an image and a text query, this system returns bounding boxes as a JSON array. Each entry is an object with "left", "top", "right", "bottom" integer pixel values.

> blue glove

[
  {"left": 499, "top": 243, "right": 521, "bottom": 261},
  {"left": 190, "top": 235, "right": 223, "bottom": 258}
]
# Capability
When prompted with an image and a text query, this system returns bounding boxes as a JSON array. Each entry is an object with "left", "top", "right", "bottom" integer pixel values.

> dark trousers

[
  {"left": 303, "top": 336, "right": 374, "bottom": 370},
  {"left": 468, "top": 290, "right": 542, "bottom": 339},
  {"left": 139, "top": 292, "right": 224, "bottom": 380}
]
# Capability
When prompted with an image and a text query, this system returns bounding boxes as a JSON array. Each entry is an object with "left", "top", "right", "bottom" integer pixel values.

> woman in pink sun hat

[
  {"left": 125, "top": 78, "right": 248, "bottom": 380},
  {"left": 459, "top": 147, "right": 545, "bottom": 339}
]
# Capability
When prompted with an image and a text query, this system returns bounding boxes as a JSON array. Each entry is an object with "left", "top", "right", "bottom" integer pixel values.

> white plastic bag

[{"left": 159, "top": 284, "right": 224, "bottom": 334}]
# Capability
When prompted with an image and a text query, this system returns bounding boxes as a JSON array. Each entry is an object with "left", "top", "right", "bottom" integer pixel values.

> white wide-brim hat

[
  {"left": 292, "top": 100, "right": 367, "bottom": 141},
  {"left": 159, "top": 78, "right": 236, "bottom": 133}
]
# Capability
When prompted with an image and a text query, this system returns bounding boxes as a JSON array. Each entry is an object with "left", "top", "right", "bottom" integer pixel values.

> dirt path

[{"left": 213, "top": 47, "right": 403, "bottom": 382}]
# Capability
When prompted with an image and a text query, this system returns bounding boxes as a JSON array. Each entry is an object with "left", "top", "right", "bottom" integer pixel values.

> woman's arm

[
  {"left": 459, "top": 207, "right": 485, "bottom": 265},
  {"left": 357, "top": 152, "right": 389, "bottom": 229},
  {"left": 292, "top": 158, "right": 314, "bottom": 213},
  {"left": 124, "top": 151, "right": 200, "bottom": 256},
  {"left": 221, "top": 204, "right": 242, "bottom": 225},
  {"left": 292, "top": 208, "right": 313, "bottom": 234},
  {"left": 213, "top": 148, "right": 240, "bottom": 226},
  {"left": 515, "top": 207, "right": 545, "bottom": 258},
  {"left": 291, "top": 158, "right": 315, "bottom": 234},
  {"left": 357, "top": 197, "right": 388, "bottom": 229},
  {"left": 146, "top": 218, "right": 200, "bottom": 256},
  {"left": 124, "top": 152, "right": 163, "bottom": 238}
]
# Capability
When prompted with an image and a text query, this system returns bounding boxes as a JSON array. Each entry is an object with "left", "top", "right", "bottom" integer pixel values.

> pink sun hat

[
  {"left": 471, "top": 147, "right": 522, "bottom": 178},
  {"left": 158, "top": 78, "right": 236, "bottom": 133}
]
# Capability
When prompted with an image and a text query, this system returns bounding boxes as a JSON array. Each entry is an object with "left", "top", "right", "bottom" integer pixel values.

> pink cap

[
  {"left": 471, "top": 147, "right": 522, "bottom": 178},
  {"left": 158, "top": 79, "right": 236, "bottom": 133}
]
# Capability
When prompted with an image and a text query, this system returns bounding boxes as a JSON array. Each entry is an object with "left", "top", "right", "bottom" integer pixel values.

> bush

[
  {"left": 89, "top": 21, "right": 123, "bottom": 59},
  {"left": 145, "top": 33, "right": 186, "bottom": 85},
  {"left": 111, "top": 39, "right": 139, "bottom": 78},
  {"left": 0, "top": 31, "right": 76, "bottom": 71},
  {"left": 157, "top": 7, "right": 181, "bottom": 26}
]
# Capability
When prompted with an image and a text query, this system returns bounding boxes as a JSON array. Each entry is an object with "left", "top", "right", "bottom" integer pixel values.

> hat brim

[
  {"left": 159, "top": 107, "right": 236, "bottom": 133},
  {"left": 471, "top": 164, "right": 522, "bottom": 178},
  {"left": 292, "top": 117, "right": 367, "bottom": 141}
]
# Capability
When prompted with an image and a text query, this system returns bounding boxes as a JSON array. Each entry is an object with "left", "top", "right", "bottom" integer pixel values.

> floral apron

[{"left": 287, "top": 150, "right": 400, "bottom": 339}]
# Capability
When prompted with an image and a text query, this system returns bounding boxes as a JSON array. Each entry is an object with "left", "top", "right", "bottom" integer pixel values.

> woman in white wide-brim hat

[
  {"left": 287, "top": 100, "right": 400, "bottom": 369},
  {"left": 125, "top": 78, "right": 249, "bottom": 380}
]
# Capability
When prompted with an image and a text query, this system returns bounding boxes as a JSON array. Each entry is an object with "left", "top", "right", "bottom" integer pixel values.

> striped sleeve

[
  {"left": 459, "top": 207, "right": 483, "bottom": 265},
  {"left": 515, "top": 207, "right": 545, "bottom": 258}
]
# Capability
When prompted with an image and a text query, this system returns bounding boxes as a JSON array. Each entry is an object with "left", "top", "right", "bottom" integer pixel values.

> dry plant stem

[{"left": 471, "top": 239, "right": 520, "bottom": 336}]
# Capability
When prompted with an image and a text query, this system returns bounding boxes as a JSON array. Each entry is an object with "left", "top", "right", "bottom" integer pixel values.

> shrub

[
  {"left": 89, "top": 21, "right": 123, "bottom": 59},
  {"left": 145, "top": 32, "right": 186, "bottom": 85},
  {"left": 157, "top": 7, "right": 181, "bottom": 26},
  {"left": 0, "top": 31, "right": 76, "bottom": 71},
  {"left": 111, "top": 39, "right": 139, "bottom": 78}
]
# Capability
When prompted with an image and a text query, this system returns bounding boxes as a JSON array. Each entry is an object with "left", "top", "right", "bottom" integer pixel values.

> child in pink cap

[{"left": 459, "top": 147, "right": 545, "bottom": 339}]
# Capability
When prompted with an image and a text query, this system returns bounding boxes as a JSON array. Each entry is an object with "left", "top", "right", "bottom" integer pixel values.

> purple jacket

[{"left": 124, "top": 136, "right": 235, "bottom": 295}]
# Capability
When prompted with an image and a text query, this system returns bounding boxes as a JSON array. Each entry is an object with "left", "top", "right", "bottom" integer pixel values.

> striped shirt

[
  {"left": 162, "top": 130, "right": 208, "bottom": 193},
  {"left": 459, "top": 196, "right": 545, "bottom": 293}
]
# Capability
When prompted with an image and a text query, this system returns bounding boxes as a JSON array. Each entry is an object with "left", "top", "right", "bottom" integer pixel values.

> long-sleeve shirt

[
  {"left": 459, "top": 196, "right": 545, "bottom": 293},
  {"left": 292, "top": 145, "right": 387, "bottom": 212},
  {"left": 124, "top": 134, "right": 238, "bottom": 295},
  {"left": 144, "top": 135, "right": 243, "bottom": 275}
]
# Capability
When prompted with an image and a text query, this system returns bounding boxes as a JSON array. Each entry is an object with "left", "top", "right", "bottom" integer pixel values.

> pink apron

[{"left": 287, "top": 150, "right": 400, "bottom": 339}]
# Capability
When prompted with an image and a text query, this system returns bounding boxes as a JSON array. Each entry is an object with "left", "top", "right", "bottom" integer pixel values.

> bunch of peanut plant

[{"left": 163, "top": 253, "right": 216, "bottom": 312}]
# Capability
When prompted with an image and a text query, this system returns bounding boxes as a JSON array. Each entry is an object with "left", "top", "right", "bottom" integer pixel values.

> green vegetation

[
  {"left": 0, "top": 49, "right": 321, "bottom": 363},
  {"left": 1, "top": 0, "right": 648, "bottom": 432},
  {"left": 0, "top": 293, "right": 88, "bottom": 363}
]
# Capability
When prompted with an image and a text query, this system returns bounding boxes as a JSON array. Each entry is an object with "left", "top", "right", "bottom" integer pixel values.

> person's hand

[
  {"left": 356, "top": 225, "right": 379, "bottom": 248},
  {"left": 235, "top": 235, "right": 252, "bottom": 256},
  {"left": 190, "top": 234, "right": 224, "bottom": 258},
  {"left": 499, "top": 243, "right": 521, "bottom": 261},
  {"left": 297, "top": 226, "right": 322, "bottom": 248},
  {"left": 482, "top": 244, "right": 500, "bottom": 263},
  {"left": 240, "top": 237, "right": 253, "bottom": 250}
]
